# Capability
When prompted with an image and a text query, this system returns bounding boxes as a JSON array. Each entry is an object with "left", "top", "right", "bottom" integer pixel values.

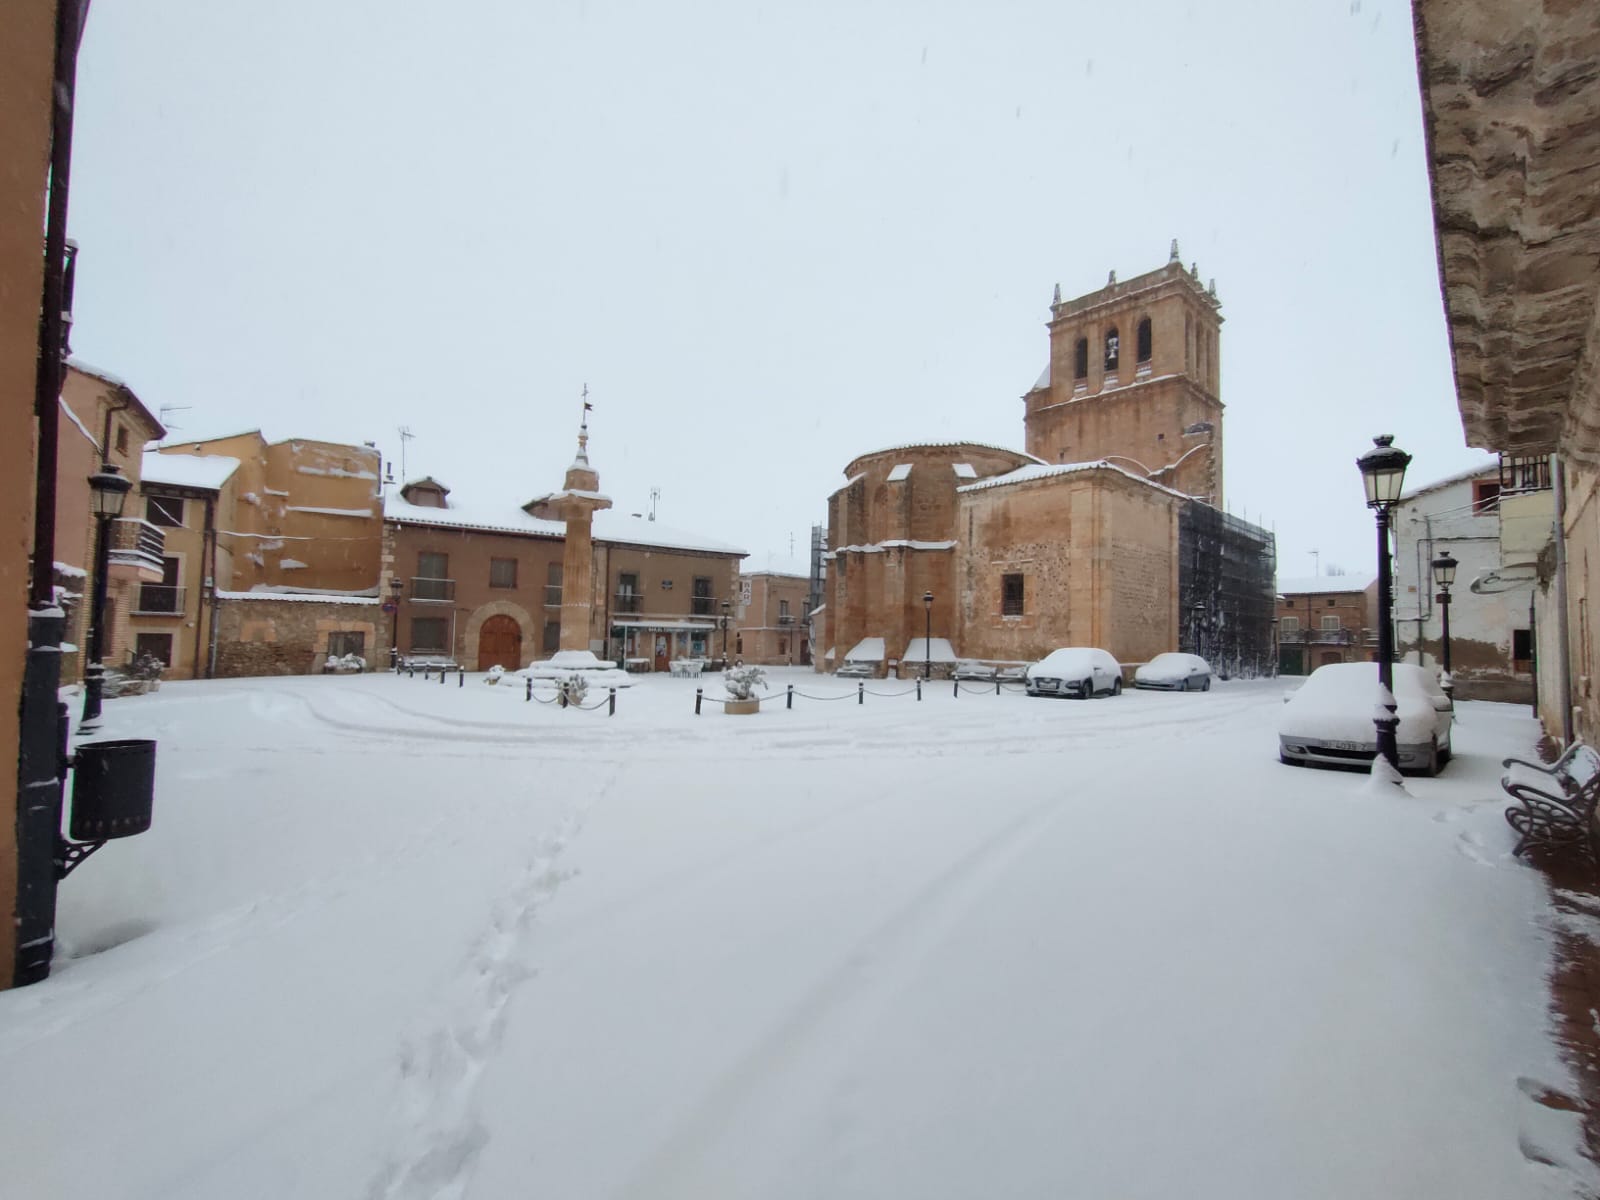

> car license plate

[{"left": 1328, "top": 740, "right": 1368, "bottom": 751}]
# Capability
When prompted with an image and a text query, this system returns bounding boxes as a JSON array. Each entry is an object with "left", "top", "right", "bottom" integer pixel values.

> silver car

[
  {"left": 1134, "top": 652, "right": 1212, "bottom": 692},
  {"left": 1277, "top": 661, "right": 1454, "bottom": 775}
]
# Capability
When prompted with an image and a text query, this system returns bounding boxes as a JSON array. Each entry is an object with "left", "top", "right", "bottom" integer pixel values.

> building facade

[
  {"left": 1393, "top": 463, "right": 1536, "bottom": 703},
  {"left": 735, "top": 565, "right": 811, "bottom": 665},
  {"left": 1414, "top": 2, "right": 1600, "bottom": 741},
  {"left": 385, "top": 464, "right": 745, "bottom": 672},
  {"left": 1275, "top": 576, "right": 1375, "bottom": 676}
]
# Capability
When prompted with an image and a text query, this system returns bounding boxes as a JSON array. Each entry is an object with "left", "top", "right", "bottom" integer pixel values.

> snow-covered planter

[
  {"left": 558, "top": 673, "right": 589, "bottom": 708},
  {"left": 323, "top": 652, "right": 366, "bottom": 674},
  {"left": 105, "top": 652, "right": 165, "bottom": 697},
  {"left": 724, "top": 665, "right": 766, "bottom": 714},
  {"left": 485, "top": 665, "right": 506, "bottom": 685}
]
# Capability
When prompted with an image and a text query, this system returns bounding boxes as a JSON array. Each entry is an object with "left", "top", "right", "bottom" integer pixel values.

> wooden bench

[
  {"left": 1503, "top": 743, "right": 1600, "bottom": 861},
  {"left": 397, "top": 653, "right": 461, "bottom": 675}
]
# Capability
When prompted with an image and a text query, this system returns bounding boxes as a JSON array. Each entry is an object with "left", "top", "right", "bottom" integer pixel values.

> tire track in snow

[
  {"left": 363, "top": 771, "right": 608, "bottom": 1200},
  {"left": 615, "top": 790, "right": 1067, "bottom": 1199}
]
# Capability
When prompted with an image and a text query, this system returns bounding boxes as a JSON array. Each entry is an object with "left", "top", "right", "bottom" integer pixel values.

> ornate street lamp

[
  {"left": 1432, "top": 549, "right": 1457, "bottom": 693},
  {"left": 82, "top": 463, "right": 132, "bottom": 727},
  {"left": 923, "top": 591, "right": 934, "bottom": 680},
  {"left": 1191, "top": 600, "right": 1206, "bottom": 660},
  {"left": 720, "top": 599, "right": 731, "bottom": 666},
  {"left": 1357, "top": 435, "right": 1412, "bottom": 768}
]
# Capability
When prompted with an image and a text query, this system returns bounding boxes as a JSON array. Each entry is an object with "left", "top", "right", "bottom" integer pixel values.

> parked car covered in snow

[
  {"left": 1277, "top": 661, "right": 1453, "bottom": 775},
  {"left": 1024, "top": 647, "right": 1123, "bottom": 698},
  {"left": 1134, "top": 652, "right": 1212, "bottom": 692}
]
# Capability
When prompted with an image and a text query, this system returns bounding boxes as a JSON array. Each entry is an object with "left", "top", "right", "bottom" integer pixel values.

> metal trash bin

[{"left": 70, "top": 738, "right": 156, "bottom": 840}]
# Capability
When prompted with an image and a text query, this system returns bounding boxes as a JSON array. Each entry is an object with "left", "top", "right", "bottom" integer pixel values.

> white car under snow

[
  {"left": 1025, "top": 647, "right": 1123, "bottom": 699},
  {"left": 1134, "top": 652, "right": 1212, "bottom": 691},
  {"left": 1277, "top": 661, "right": 1453, "bottom": 775}
]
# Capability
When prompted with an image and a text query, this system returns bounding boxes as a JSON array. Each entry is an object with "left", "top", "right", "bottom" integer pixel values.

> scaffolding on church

[{"left": 1179, "top": 503, "right": 1277, "bottom": 679}]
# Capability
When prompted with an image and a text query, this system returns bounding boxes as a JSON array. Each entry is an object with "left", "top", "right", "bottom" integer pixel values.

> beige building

[
  {"left": 1275, "top": 576, "right": 1376, "bottom": 675},
  {"left": 128, "top": 433, "right": 385, "bottom": 678},
  {"left": 2, "top": 0, "right": 57, "bottom": 989},
  {"left": 820, "top": 257, "right": 1268, "bottom": 678},
  {"left": 1413, "top": 2, "right": 1600, "bottom": 742},
  {"left": 55, "top": 362, "right": 167, "bottom": 679}
]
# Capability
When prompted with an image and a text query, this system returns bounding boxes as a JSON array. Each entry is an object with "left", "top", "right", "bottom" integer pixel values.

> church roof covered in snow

[{"left": 956, "top": 460, "right": 1190, "bottom": 500}]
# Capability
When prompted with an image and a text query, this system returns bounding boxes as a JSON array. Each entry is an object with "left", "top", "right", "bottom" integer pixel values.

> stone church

[{"left": 817, "top": 247, "right": 1275, "bottom": 677}]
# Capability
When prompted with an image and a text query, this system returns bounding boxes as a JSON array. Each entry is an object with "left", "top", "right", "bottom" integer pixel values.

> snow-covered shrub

[
  {"left": 725, "top": 664, "right": 767, "bottom": 701},
  {"left": 485, "top": 665, "right": 506, "bottom": 684},
  {"left": 324, "top": 653, "right": 366, "bottom": 674},
  {"left": 559, "top": 673, "right": 589, "bottom": 707},
  {"left": 128, "top": 652, "right": 166, "bottom": 682}
]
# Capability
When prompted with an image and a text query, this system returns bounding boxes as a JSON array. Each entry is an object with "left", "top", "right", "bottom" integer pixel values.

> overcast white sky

[{"left": 67, "top": 0, "right": 1483, "bottom": 578}]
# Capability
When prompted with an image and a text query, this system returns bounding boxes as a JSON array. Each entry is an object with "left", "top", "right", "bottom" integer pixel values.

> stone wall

[{"left": 212, "top": 595, "right": 381, "bottom": 677}]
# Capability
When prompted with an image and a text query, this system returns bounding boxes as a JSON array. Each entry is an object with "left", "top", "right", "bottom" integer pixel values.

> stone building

[
  {"left": 735, "top": 559, "right": 812, "bottom": 666},
  {"left": 1413, "top": 1, "right": 1600, "bottom": 741},
  {"left": 384, "top": 428, "right": 746, "bottom": 671},
  {"left": 818, "top": 256, "right": 1272, "bottom": 677},
  {"left": 1274, "top": 576, "right": 1375, "bottom": 675},
  {"left": 1393, "top": 461, "right": 1536, "bottom": 703}
]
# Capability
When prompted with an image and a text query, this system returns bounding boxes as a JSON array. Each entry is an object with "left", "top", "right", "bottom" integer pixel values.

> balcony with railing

[
  {"left": 545, "top": 585, "right": 563, "bottom": 608},
  {"left": 410, "top": 576, "right": 456, "bottom": 603},
  {"left": 107, "top": 518, "right": 165, "bottom": 576},
  {"left": 690, "top": 596, "right": 715, "bottom": 616},
  {"left": 133, "top": 584, "right": 186, "bottom": 615},
  {"left": 1277, "top": 627, "right": 1355, "bottom": 646},
  {"left": 778, "top": 613, "right": 795, "bottom": 625},
  {"left": 614, "top": 592, "right": 641, "bottom": 614}
]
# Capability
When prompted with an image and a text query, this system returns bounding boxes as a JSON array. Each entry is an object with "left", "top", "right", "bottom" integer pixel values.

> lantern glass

[
  {"left": 1432, "top": 552, "right": 1457, "bottom": 588},
  {"left": 922, "top": 591, "right": 933, "bottom": 608},
  {"left": 1356, "top": 435, "right": 1411, "bottom": 511},
  {"left": 87, "top": 465, "right": 131, "bottom": 519}
]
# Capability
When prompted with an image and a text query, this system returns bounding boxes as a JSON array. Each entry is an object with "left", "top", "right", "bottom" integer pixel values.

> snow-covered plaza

[{"left": 1, "top": 669, "right": 1594, "bottom": 1199}]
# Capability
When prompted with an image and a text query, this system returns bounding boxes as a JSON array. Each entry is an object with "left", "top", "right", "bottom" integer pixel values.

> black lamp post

[
  {"left": 82, "top": 463, "right": 132, "bottom": 727},
  {"left": 923, "top": 591, "right": 933, "bottom": 680},
  {"left": 1191, "top": 601, "right": 1206, "bottom": 660},
  {"left": 389, "top": 576, "right": 404, "bottom": 669},
  {"left": 720, "top": 599, "right": 730, "bottom": 666},
  {"left": 1357, "top": 434, "right": 1412, "bottom": 769},
  {"left": 1432, "top": 549, "right": 1456, "bottom": 691}
]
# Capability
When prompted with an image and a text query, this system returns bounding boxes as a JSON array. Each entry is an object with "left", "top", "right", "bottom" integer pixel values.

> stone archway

[{"left": 463, "top": 600, "right": 535, "bottom": 669}]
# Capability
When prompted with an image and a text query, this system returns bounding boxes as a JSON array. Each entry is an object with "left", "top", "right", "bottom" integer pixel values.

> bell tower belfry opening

[{"left": 1024, "top": 241, "right": 1225, "bottom": 504}]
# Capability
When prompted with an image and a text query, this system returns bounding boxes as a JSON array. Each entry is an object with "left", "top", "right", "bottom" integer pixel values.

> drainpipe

[
  {"left": 193, "top": 493, "right": 215, "bottom": 678},
  {"left": 1553, "top": 455, "right": 1574, "bottom": 744}
]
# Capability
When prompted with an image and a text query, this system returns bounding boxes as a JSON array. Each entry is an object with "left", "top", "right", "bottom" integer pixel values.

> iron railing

[
  {"left": 410, "top": 576, "right": 455, "bottom": 602},
  {"left": 132, "top": 584, "right": 185, "bottom": 615},
  {"left": 614, "top": 593, "right": 641, "bottom": 614},
  {"left": 1277, "top": 628, "right": 1355, "bottom": 646},
  {"left": 108, "top": 518, "right": 165, "bottom": 574},
  {"left": 690, "top": 596, "right": 715, "bottom": 616}
]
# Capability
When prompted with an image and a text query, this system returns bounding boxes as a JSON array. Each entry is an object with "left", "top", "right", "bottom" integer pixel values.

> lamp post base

[{"left": 80, "top": 661, "right": 105, "bottom": 729}]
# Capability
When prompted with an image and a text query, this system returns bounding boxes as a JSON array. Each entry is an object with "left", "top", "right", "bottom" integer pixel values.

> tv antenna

[
  {"left": 1309, "top": 548, "right": 1320, "bottom": 577},
  {"left": 157, "top": 405, "right": 192, "bottom": 440},
  {"left": 648, "top": 486, "right": 660, "bottom": 522},
  {"left": 397, "top": 426, "right": 415, "bottom": 483}
]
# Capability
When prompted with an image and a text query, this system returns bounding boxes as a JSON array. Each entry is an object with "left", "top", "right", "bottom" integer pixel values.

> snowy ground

[{"left": 1, "top": 669, "right": 1593, "bottom": 1199}]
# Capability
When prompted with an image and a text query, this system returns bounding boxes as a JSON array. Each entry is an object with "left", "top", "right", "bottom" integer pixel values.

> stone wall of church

[{"left": 956, "top": 468, "right": 1179, "bottom": 667}]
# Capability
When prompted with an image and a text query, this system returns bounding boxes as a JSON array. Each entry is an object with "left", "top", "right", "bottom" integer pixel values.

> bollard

[
  {"left": 526, "top": 677, "right": 532, "bottom": 702},
  {"left": 996, "top": 677, "right": 1001, "bottom": 696},
  {"left": 439, "top": 667, "right": 446, "bottom": 685},
  {"left": 858, "top": 680, "right": 864, "bottom": 706},
  {"left": 409, "top": 667, "right": 415, "bottom": 679},
  {"left": 424, "top": 667, "right": 431, "bottom": 680},
  {"left": 953, "top": 677, "right": 959, "bottom": 698},
  {"left": 695, "top": 687, "right": 703, "bottom": 715},
  {"left": 459, "top": 668, "right": 464, "bottom": 688},
  {"left": 786, "top": 684, "right": 793, "bottom": 710},
  {"left": 608, "top": 687, "right": 616, "bottom": 716},
  {"left": 916, "top": 678, "right": 922, "bottom": 701}
]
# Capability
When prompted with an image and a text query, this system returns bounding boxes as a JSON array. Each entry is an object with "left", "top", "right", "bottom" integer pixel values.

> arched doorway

[{"left": 478, "top": 614, "right": 522, "bottom": 671}]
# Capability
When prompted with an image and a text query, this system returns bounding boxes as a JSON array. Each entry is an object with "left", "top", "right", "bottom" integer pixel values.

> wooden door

[
  {"left": 654, "top": 635, "right": 669, "bottom": 672},
  {"left": 477, "top": 615, "right": 522, "bottom": 672}
]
